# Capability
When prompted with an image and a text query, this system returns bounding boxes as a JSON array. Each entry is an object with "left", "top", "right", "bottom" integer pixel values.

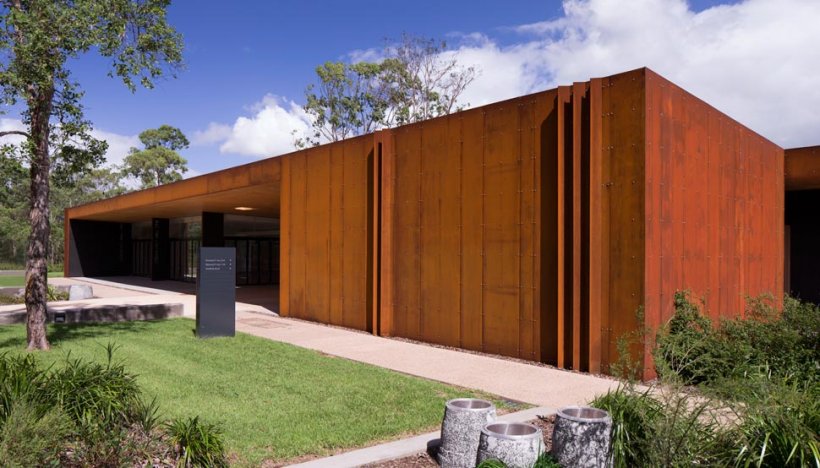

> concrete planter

[
  {"left": 438, "top": 398, "right": 496, "bottom": 468},
  {"left": 551, "top": 406, "right": 612, "bottom": 468},
  {"left": 476, "top": 422, "right": 543, "bottom": 468}
]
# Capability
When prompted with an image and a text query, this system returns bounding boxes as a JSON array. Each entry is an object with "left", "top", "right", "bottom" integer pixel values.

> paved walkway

[
  {"left": 5, "top": 276, "right": 626, "bottom": 465},
  {"left": 234, "top": 312, "right": 619, "bottom": 408},
  {"left": 10, "top": 276, "right": 621, "bottom": 408}
]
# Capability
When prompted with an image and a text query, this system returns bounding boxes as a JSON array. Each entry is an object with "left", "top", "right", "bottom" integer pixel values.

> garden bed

[{"left": 0, "top": 318, "right": 515, "bottom": 466}]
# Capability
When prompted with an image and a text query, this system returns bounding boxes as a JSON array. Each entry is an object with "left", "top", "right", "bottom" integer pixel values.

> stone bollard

[
  {"left": 551, "top": 406, "right": 612, "bottom": 468},
  {"left": 476, "top": 422, "right": 543, "bottom": 468},
  {"left": 68, "top": 285, "right": 93, "bottom": 301},
  {"left": 438, "top": 398, "right": 496, "bottom": 468}
]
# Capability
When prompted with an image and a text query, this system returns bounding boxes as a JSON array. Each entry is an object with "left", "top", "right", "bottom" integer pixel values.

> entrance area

[
  {"left": 65, "top": 171, "right": 282, "bottom": 310},
  {"left": 128, "top": 214, "right": 279, "bottom": 286},
  {"left": 785, "top": 189, "right": 820, "bottom": 304}
]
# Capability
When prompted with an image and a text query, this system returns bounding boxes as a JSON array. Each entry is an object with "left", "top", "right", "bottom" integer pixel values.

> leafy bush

[
  {"left": 43, "top": 344, "right": 141, "bottom": 430},
  {"left": 46, "top": 285, "right": 69, "bottom": 302},
  {"left": 0, "top": 400, "right": 71, "bottom": 468},
  {"left": 0, "top": 345, "right": 222, "bottom": 466},
  {"left": 476, "top": 453, "right": 560, "bottom": 468},
  {"left": 0, "top": 353, "right": 48, "bottom": 423},
  {"left": 720, "top": 372, "right": 820, "bottom": 467},
  {"left": 476, "top": 460, "right": 506, "bottom": 468},
  {"left": 645, "top": 292, "right": 820, "bottom": 467},
  {"left": 654, "top": 292, "right": 819, "bottom": 386},
  {"left": 532, "top": 452, "right": 561, "bottom": 468},
  {"left": 591, "top": 384, "right": 735, "bottom": 467},
  {"left": 132, "top": 395, "right": 162, "bottom": 434},
  {"left": 0, "top": 294, "right": 20, "bottom": 305},
  {"left": 590, "top": 386, "right": 661, "bottom": 467},
  {"left": 165, "top": 416, "right": 227, "bottom": 467}
]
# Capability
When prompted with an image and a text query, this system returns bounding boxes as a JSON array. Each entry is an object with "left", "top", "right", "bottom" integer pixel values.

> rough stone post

[
  {"left": 551, "top": 406, "right": 612, "bottom": 467},
  {"left": 476, "top": 422, "right": 543, "bottom": 468},
  {"left": 437, "top": 398, "right": 496, "bottom": 468}
]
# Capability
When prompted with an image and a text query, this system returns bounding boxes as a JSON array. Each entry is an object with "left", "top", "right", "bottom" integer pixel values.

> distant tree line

[{"left": 0, "top": 125, "right": 188, "bottom": 266}]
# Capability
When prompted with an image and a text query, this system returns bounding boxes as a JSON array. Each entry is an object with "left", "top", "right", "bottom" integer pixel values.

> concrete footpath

[
  {"left": 9, "top": 276, "right": 620, "bottom": 408},
  {"left": 8, "top": 276, "right": 622, "bottom": 466},
  {"left": 234, "top": 313, "right": 620, "bottom": 409}
]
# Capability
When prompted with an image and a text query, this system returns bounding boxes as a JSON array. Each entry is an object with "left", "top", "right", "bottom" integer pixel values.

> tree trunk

[{"left": 25, "top": 90, "right": 53, "bottom": 351}]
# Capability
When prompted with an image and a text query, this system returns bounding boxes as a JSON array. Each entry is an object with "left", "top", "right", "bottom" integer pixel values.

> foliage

[
  {"left": 297, "top": 34, "right": 478, "bottom": 147},
  {"left": 476, "top": 459, "right": 507, "bottom": 468},
  {"left": 532, "top": 452, "right": 561, "bottom": 468},
  {"left": 132, "top": 395, "right": 162, "bottom": 434},
  {"left": 0, "top": 342, "right": 227, "bottom": 466},
  {"left": 590, "top": 386, "right": 662, "bottom": 468},
  {"left": 0, "top": 318, "right": 516, "bottom": 464},
  {"left": 43, "top": 343, "right": 141, "bottom": 431},
  {"left": 0, "top": 0, "right": 183, "bottom": 349},
  {"left": 46, "top": 285, "right": 68, "bottom": 301},
  {"left": 165, "top": 416, "right": 228, "bottom": 468},
  {"left": 654, "top": 292, "right": 819, "bottom": 387},
  {"left": 715, "top": 371, "right": 820, "bottom": 467},
  {"left": 122, "top": 124, "right": 189, "bottom": 188},
  {"left": 0, "top": 285, "right": 66, "bottom": 304},
  {"left": 0, "top": 400, "right": 71, "bottom": 468},
  {"left": 591, "top": 384, "right": 739, "bottom": 467},
  {"left": 604, "top": 293, "right": 820, "bottom": 467},
  {"left": 476, "top": 453, "right": 560, "bottom": 468}
]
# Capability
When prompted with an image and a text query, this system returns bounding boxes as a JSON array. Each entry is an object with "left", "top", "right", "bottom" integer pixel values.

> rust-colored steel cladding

[{"left": 63, "top": 68, "right": 786, "bottom": 379}]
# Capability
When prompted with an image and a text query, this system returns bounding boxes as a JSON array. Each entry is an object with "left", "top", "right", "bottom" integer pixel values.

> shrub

[
  {"left": 165, "top": 416, "right": 227, "bottom": 467},
  {"left": 654, "top": 292, "right": 819, "bottom": 386},
  {"left": 532, "top": 452, "right": 561, "bottom": 468},
  {"left": 721, "top": 373, "right": 820, "bottom": 467},
  {"left": 131, "top": 395, "right": 162, "bottom": 434},
  {"left": 0, "top": 353, "right": 53, "bottom": 427},
  {"left": 476, "top": 460, "right": 506, "bottom": 468},
  {"left": 42, "top": 344, "right": 141, "bottom": 431},
  {"left": 476, "top": 453, "right": 560, "bottom": 468},
  {"left": 46, "top": 285, "right": 69, "bottom": 302},
  {"left": 0, "top": 400, "right": 71, "bottom": 468},
  {"left": 0, "top": 294, "right": 20, "bottom": 305},
  {"left": 590, "top": 386, "right": 660, "bottom": 468}
]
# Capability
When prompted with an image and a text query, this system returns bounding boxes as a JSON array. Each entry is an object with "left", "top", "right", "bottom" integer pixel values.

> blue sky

[{"left": 38, "top": 0, "right": 819, "bottom": 177}]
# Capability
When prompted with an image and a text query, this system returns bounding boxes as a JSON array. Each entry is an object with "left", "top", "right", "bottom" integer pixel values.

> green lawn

[
  {"left": 0, "top": 271, "right": 63, "bottom": 287},
  {"left": 0, "top": 318, "right": 517, "bottom": 465}
]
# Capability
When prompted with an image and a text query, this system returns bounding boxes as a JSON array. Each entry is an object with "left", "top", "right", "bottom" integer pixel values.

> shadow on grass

[{"left": 0, "top": 320, "right": 171, "bottom": 350}]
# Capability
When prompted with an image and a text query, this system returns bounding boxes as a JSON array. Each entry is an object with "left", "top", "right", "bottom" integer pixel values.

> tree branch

[{"left": 0, "top": 130, "right": 31, "bottom": 139}]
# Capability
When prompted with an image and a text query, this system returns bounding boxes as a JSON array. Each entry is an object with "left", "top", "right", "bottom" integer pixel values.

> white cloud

[
  {"left": 197, "top": 0, "right": 820, "bottom": 153},
  {"left": 191, "top": 122, "right": 232, "bottom": 146},
  {"left": 450, "top": 0, "right": 820, "bottom": 147},
  {"left": 0, "top": 118, "right": 28, "bottom": 146},
  {"left": 90, "top": 128, "right": 139, "bottom": 167},
  {"left": 215, "top": 94, "right": 311, "bottom": 158}
]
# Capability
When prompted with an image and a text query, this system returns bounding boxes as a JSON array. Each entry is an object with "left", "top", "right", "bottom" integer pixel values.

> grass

[
  {"left": 0, "top": 318, "right": 517, "bottom": 465},
  {"left": 0, "top": 272, "right": 64, "bottom": 287}
]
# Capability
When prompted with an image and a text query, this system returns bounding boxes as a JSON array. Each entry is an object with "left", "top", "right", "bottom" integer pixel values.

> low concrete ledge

[
  {"left": 0, "top": 303, "right": 184, "bottom": 325},
  {"left": 0, "top": 285, "right": 75, "bottom": 297}
]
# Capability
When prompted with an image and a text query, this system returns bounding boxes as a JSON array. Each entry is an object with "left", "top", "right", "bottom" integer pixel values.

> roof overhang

[
  {"left": 67, "top": 156, "right": 282, "bottom": 222},
  {"left": 785, "top": 146, "right": 820, "bottom": 191}
]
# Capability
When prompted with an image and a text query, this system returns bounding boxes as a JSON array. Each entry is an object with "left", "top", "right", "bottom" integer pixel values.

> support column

[
  {"left": 202, "top": 212, "right": 225, "bottom": 247},
  {"left": 151, "top": 218, "right": 170, "bottom": 281}
]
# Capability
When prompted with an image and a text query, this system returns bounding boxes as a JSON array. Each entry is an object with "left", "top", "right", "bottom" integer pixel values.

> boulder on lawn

[{"left": 68, "top": 284, "right": 93, "bottom": 301}]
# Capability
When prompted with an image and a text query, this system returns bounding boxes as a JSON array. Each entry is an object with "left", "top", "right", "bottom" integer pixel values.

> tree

[
  {"left": 0, "top": 0, "right": 183, "bottom": 350},
  {"left": 123, "top": 125, "right": 189, "bottom": 188},
  {"left": 296, "top": 34, "right": 478, "bottom": 148}
]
